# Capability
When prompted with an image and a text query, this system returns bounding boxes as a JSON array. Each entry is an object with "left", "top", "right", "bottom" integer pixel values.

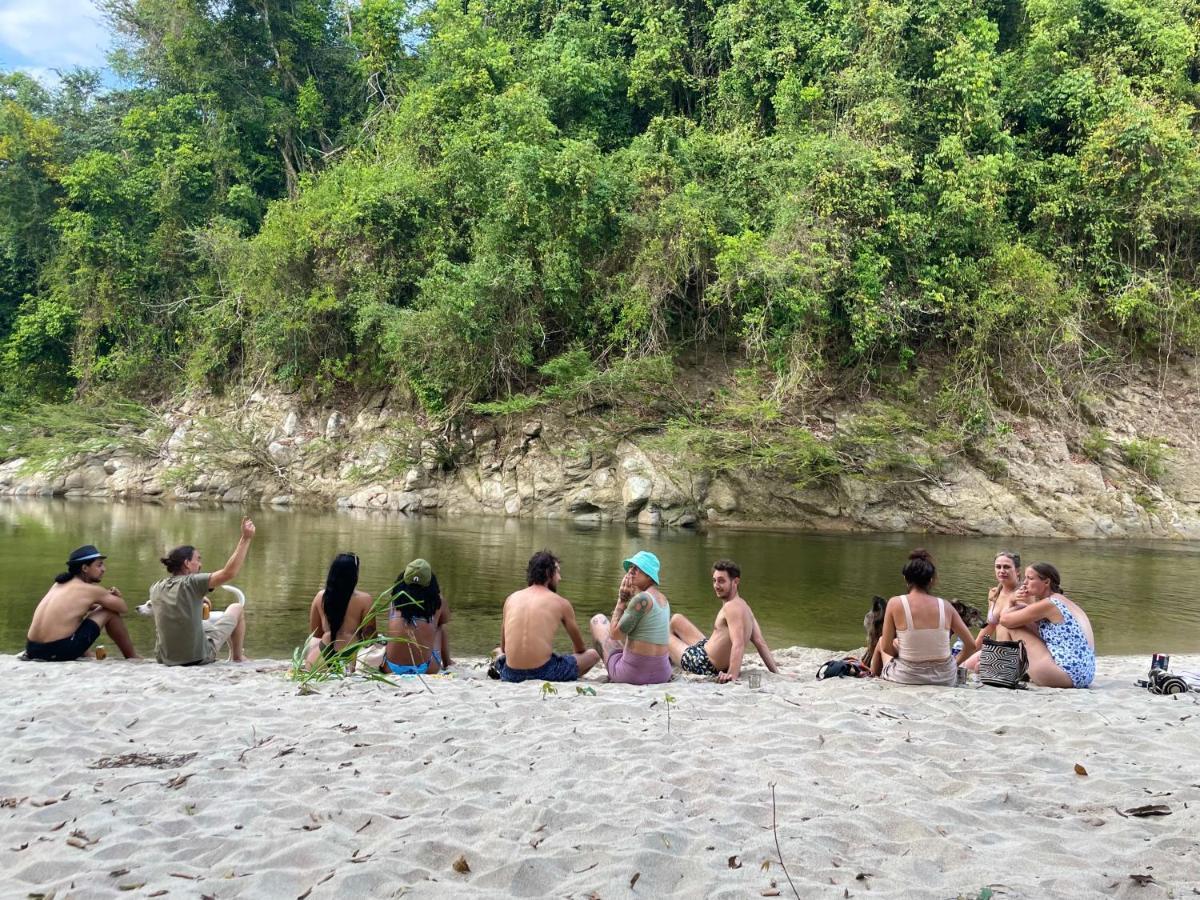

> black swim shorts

[{"left": 25, "top": 619, "right": 102, "bottom": 662}]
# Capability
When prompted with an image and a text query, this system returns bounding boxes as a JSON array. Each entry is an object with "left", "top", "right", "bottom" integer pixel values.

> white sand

[{"left": 1, "top": 650, "right": 1198, "bottom": 899}]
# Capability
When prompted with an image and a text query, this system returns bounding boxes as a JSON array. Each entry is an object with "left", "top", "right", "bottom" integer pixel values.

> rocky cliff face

[{"left": 3, "top": 363, "right": 1198, "bottom": 538}]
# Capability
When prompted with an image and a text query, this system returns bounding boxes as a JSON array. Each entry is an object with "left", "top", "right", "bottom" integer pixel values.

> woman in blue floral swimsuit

[{"left": 998, "top": 562, "right": 1096, "bottom": 688}]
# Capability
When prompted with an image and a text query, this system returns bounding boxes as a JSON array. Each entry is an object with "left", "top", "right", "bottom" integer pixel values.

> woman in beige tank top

[{"left": 870, "top": 549, "right": 978, "bottom": 686}]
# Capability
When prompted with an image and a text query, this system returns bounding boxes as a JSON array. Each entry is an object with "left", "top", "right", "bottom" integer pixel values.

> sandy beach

[{"left": 1, "top": 649, "right": 1198, "bottom": 899}]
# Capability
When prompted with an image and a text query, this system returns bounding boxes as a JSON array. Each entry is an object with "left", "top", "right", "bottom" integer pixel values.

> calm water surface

[{"left": 4, "top": 498, "right": 1200, "bottom": 658}]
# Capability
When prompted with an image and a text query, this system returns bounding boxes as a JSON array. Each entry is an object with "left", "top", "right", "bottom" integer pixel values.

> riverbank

[
  {"left": 3, "top": 359, "right": 1200, "bottom": 539},
  {"left": 2, "top": 650, "right": 1197, "bottom": 898}
]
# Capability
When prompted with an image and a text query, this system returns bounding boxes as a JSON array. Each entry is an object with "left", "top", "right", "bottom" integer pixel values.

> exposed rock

[
  {"left": 4, "top": 365, "right": 1200, "bottom": 538},
  {"left": 267, "top": 441, "right": 291, "bottom": 465},
  {"left": 325, "top": 411, "right": 346, "bottom": 438},
  {"left": 622, "top": 475, "right": 653, "bottom": 515}
]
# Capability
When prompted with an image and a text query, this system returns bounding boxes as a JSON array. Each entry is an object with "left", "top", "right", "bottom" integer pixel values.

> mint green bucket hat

[{"left": 622, "top": 550, "right": 661, "bottom": 584}]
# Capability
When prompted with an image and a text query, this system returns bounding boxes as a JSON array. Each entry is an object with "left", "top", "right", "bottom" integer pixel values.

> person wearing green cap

[
  {"left": 589, "top": 551, "right": 672, "bottom": 684},
  {"left": 25, "top": 544, "right": 140, "bottom": 661},
  {"left": 383, "top": 558, "right": 453, "bottom": 675},
  {"left": 668, "top": 559, "right": 779, "bottom": 682}
]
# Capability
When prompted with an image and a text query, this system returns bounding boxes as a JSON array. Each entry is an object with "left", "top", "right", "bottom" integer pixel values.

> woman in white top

[{"left": 870, "top": 548, "right": 977, "bottom": 685}]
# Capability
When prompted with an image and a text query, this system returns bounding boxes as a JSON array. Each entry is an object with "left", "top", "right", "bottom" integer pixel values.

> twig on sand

[
  {"left": 769, "top": 783, "right": 800, "bottom": 900},
  {"left": 91, "top": 752, "right": 197, "bottom": 770}
]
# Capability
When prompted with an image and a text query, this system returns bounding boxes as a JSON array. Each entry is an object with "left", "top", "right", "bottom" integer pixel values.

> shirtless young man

[
  {"left": 495, "top": 550, "right": 600, "bottom": 683},
  {"left": 668, "top": 559, "right": 778, "bottom": 682},
  {"left": 25, "top": 545, "right": 139, "bottom": 661}
]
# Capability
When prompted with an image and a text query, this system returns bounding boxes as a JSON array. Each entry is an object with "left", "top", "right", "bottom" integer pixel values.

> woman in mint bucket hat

[
  {"left": 622, "top": 550, "right": 661, "bottom": 584},
  {"left": 589, "top": 550, "right": 672, "bottom": 684}
]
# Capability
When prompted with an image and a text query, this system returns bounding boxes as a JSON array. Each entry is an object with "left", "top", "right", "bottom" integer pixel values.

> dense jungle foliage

[{"left": 1, "top": 0, "right": 1198, "bottom": 433}]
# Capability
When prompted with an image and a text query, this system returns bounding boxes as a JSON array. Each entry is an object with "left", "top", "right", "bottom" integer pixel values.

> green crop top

[{"left": 618, "top": 591, "right": 670, "bottom": 645}]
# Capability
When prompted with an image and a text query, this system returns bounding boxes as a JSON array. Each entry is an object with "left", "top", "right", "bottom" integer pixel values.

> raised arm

[
  {"left": 612, "top": 592, "right": 651, "bottom": 642},
  {"left": 209, "top": 517, "right": 256, "bottom": 589}
]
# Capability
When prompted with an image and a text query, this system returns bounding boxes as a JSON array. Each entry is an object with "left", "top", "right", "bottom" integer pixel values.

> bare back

[
  {"left": 310, "top": 589, "right": 375, "bottom": 652},
  {"left": 387, "top": 614, "right": 440, "bottom": 668},
  {"left": 889, "top": 592, "right": 948, "bottom": 632},
  {"left": 502, "top": 585, "right": 578, "bottom": 669},
  {"left": 27, "top": 580, "right": 117, "bottom": 643}
]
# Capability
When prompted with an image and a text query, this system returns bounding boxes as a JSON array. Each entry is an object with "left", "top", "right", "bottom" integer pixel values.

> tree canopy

[{"left": 1, "top": 0, "right": 1197, "bottom": 421}]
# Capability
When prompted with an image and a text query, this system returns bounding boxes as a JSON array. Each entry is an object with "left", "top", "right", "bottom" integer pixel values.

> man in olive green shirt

[{"left": 151, "top": 518, "right": 255, "bottom": 665}]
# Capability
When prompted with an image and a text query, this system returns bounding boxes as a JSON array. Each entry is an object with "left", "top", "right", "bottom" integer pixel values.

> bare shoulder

[
  {"left": 731, "top": 596, "right": 754, "bottom": 622},
  {"left": 556, "top": 592, "right": 576, "bottom": 613}
]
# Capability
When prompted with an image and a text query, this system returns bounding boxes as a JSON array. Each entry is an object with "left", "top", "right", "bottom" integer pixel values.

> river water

[{"left": 4, "top": 498, "right": 1200, "bottom": 659}]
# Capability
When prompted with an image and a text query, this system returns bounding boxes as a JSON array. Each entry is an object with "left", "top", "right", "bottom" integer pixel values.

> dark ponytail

[
  {"left": 902, "top": 548, "right": 936, "bottom": 589},
  {"left": 54, "top": 561, "right": 85, "bottom": 584},
  {"left": 322, "top": 553, "right": 360, "bottom": 647}
]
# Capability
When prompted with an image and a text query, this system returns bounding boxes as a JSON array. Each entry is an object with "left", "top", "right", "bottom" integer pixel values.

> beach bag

[
  {"left": 978, "top": 638, "right": 1028, "bottom": 689},
  {"left": 816, "top": 657, "right": 870, "bottom": 680}
]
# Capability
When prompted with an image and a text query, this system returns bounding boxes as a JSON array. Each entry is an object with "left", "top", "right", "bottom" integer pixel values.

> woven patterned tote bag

[{"left": 978, "top": 637, "right": 1028, "bottom": 688}]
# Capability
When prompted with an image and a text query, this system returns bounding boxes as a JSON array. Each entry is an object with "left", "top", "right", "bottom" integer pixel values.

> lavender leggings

[{"left": 606, "top": 647, "right": 672, "bottom": 685}]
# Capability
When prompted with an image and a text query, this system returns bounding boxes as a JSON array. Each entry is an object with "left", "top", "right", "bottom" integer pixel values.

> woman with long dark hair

[{"left": 304, "top": 553, "right": 376, "bottom": 670}]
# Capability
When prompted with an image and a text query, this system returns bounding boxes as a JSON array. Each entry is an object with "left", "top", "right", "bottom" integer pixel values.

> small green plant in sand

[
  {"left": 575, "top": 685, "right": 596, "bottom": 696},
  {"left": 664, "top": 692, "right": 676, "bottom": 733},
  {"left": 540, "top": 681, "right": 558, "bottom": 700}
]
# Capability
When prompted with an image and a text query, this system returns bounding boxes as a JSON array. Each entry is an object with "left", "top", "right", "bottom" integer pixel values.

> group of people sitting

[
  {"left": 22, "top": 518, "right": 1096, "bottom": 690},
  {"left": 24, "top": 518, "right": 258, "bottom": 666},
  {"left": 300, "top": 545, "right": 780, "bottom": 685},
  {"left": 868, "top": 549, "right": 1096, "bottom": 689}
]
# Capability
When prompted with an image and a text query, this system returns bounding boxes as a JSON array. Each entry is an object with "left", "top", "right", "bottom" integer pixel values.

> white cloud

[
  {"left": 12, "top": 64, "right": 63, "bottom": 87},
  {"left": 0, "top": 0, "right": 111, "bottom": 71}
]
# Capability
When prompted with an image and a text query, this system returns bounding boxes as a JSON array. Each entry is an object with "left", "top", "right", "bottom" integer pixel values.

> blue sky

[{"left": 0, "top": 0, "right": 113, "bottom": 85}]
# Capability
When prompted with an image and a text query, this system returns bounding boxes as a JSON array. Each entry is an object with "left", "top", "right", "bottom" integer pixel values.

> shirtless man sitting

[
  {"left": 668, "top": 559, "right": 778, "bottom": 682},
  {"left": 495, "top": 550, "right": 600, "bottom": 683},
  {"left": 25, "top": 545, "right": 139, "bottom": 661}
]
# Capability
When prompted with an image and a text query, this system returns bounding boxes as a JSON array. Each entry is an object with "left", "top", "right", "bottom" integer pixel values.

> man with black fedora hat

[{"left": 25, "top": 544, "right": 140, "bottom": 661}]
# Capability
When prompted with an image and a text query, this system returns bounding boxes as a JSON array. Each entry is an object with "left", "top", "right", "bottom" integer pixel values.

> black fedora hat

[{"left": 67, "top": 545, "right": 107, "bottom": 565}]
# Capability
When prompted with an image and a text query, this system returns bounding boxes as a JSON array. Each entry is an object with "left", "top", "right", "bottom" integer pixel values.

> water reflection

[{"left": 3, "top": 498, "right": 1199, "bottom": 658}]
